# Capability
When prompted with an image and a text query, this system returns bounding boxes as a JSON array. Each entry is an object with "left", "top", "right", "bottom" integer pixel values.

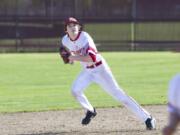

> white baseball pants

[{"left": 71, "top": 59, "right": 151, "bottom": 122}]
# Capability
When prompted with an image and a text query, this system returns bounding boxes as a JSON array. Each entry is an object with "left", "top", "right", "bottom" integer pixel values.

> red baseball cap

[
  {"left": 65, "top": 17, "right": 80, "bottom": 26},
  {"left": 64, "top": 17, "right": 82, "bottom": 31}
]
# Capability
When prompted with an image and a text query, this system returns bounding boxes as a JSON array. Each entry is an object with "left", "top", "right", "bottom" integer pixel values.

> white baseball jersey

[
  {"left": 62, "top": 31, "right": 102, "bottom": 68},
  {"left": 168, "top": 74, "right": 180, "bottom": 115},
  {"left": 61, "top": 31, "right": 152, "bottom": 122}
]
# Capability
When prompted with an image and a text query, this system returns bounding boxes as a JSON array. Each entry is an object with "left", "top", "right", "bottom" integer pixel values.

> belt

[{"left": 86, "top": 61, "right": 102, "bottom": 69}]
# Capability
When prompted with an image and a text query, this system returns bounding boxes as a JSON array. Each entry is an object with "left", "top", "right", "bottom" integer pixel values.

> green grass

[{"left": 0, "top": 52, "right": 179, "bottom": 113}]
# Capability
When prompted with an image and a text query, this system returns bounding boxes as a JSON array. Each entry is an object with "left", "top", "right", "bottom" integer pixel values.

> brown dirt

[{"left": 0, "top": 105, "right": 180, "bottom": 135}]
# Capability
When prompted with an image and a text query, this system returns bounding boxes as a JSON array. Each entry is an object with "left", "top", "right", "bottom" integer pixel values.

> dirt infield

[{"left": 0, "top": 105, "right": 180, "bottom": 135}]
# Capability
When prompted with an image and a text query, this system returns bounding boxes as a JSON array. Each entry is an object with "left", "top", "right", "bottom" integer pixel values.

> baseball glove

[{"left": 59, "top": 46, "right": 71, "bottom": 64}]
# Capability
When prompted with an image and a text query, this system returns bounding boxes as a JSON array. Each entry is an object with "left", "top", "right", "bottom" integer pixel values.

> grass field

[{"left": 0, "top": 52, "right": 179, "bottom": 113}]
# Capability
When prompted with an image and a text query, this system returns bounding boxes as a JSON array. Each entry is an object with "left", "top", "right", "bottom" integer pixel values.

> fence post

[
  {"left": 131, "top": 0, "right": 136, "bottom": 51},
  {"left": 15, "top": 0, "right": 19, "bottom": 52}
]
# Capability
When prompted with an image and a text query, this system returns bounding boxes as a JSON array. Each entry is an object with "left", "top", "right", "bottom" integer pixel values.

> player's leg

[
  {"left": 71, "top": 70, "right": 96, "bottom": 125},
  {"left": 71, "top": 70, "right": 93, "bottom": 112},
  {"left": 168, "top": 74, "right": 180, "bottom": 112},
  {"left": 162, "top": 112, "right": 180, "bottom": 135},
  {"left": 93, "top": 66, "right": 155, "bottom": 129},
  {"left": 163, "top": 74, "right": 180, "bottom": 134}
]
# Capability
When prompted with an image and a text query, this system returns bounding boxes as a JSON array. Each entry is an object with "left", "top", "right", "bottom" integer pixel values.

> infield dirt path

[{"left": 0, "top": 105, "right": 180, "bottom": 135}]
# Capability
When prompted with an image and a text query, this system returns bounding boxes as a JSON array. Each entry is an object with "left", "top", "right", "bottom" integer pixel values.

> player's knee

[
  {"left": 71, "top": 88, "right": 77, "bottom": 97},
  {"left": 71, "top": 84, "right": 77, "bottom": 96},
  {"left": 120, "top": 97, "right": 130, "bottom": 106},
  {"left": 117, "top": 94, "right": 130, "bottom": 106},
  {"left": 71, "top": 87, "right": 81, "bottom": 97},
  {"left": 111, "top": 90, "right": 129, "bottom": 105}
]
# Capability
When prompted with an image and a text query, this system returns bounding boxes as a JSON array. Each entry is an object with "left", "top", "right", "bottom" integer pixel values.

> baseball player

[
  {"left": 60, "top": 17, "right": 156, "bottom": 130},
  {"left": 162, "top": 74, "right": 180, "bottom": 135}
]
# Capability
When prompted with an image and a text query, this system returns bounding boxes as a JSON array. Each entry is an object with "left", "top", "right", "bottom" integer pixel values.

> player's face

[{"left": 66, "top": 23, "right": 79, "bottom": 35}]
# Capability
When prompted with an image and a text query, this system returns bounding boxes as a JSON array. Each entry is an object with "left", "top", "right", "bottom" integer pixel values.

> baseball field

[{"left": 0, "top": 52, "right": 180, "bottom": 135}]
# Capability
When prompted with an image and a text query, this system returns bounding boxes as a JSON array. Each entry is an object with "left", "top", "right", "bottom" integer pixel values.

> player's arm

[
  {"left": 69, "top": 55, "right": 93, "bottom": 62},
  {"left": 69, "top": 45, "right": 96, "bottom": 62}
]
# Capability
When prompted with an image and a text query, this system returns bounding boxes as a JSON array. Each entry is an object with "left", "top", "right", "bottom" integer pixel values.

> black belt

[{"left": 86, "top": 61, "right": 102, "bottom": 69}]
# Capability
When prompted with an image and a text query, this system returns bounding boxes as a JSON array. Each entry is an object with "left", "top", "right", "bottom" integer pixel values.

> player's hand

[{"left": 59, "top": 46, "right": 71, "bottom": 64}]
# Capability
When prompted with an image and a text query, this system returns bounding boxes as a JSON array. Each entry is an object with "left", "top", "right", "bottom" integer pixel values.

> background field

[
  {"left": 1, "top": 1, "right": 180, "bottom": 134},
  {"left": 1, "top": 22, "right": 180, "bottom": 52},
  {"left": 0, "top": 52, "right": 179, "bottom": 113}
]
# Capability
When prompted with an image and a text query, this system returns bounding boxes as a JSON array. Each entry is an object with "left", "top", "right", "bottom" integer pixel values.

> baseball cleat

[
  {"left": 81, "top": 108, "right": 97, "bottom": 125},
  {"left": 145, "top": 117, "right": 156, "bottom": 130}
]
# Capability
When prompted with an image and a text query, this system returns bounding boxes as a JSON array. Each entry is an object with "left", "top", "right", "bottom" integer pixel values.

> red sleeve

[{"left": 86, "top": 47, "right": 96, "bottom": 62}]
